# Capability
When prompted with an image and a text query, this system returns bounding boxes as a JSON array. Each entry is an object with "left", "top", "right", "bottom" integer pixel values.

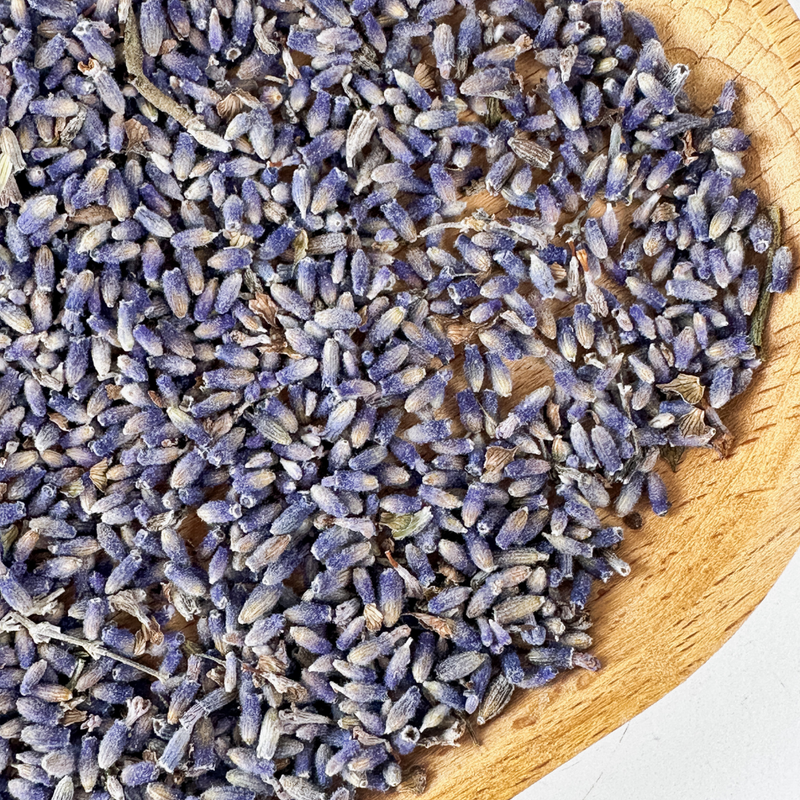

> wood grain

[{"left": 363, "top": 1, "right": 800, "bottom": 798}]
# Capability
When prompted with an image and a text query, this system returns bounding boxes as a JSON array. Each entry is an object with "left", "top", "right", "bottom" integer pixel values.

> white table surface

[
  {"left": 516, "top": 548, "right": 800, "bottom": 800},
  {"left": 514, "top": 9, "right": 800, "bottom": 797}
]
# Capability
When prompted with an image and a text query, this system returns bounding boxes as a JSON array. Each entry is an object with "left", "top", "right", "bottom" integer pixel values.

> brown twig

[
  {"left": 749, "top": 205, "right": 782, "bottom": 352},
  {"left": 123, "top": 6, "right": 196, "bottom": 129}
]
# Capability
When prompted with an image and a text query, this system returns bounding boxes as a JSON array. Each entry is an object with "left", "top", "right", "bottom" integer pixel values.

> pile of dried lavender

[{"left": 0, "top": 0, "right": 792, "bottom": 797}]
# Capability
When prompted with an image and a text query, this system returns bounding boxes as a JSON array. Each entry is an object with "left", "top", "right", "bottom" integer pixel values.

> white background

[
  {"left": 513, "top": 7, "right": 800, "bottom": 798},
  {"left": 515, "top": 550, "right": 800, "bottom": 800}
]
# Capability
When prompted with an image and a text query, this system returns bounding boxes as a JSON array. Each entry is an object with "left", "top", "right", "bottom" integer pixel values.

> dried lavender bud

[
  {"left": 0, "top": 0, "right": 787, "bottom": 795},
  {"left": 770, "top": 246, "right": 793, "bottom": 293}
]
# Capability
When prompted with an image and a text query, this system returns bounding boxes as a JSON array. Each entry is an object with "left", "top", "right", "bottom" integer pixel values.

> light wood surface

[{"left": 363, "top": 1, "right": 800, "bottom": 797}]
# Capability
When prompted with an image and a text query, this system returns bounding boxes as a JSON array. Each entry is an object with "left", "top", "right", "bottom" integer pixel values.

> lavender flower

[{"left": 0, "top": 0, "right": 788, "bottom": 796}]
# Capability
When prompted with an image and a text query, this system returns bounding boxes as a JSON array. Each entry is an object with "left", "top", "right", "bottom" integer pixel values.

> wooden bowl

[{"left": 364, "top": 1, "right": 800, "bottom": 797}]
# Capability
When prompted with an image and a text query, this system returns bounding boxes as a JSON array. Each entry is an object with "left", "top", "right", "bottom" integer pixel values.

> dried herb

[
  {"left": 750, "top": 205, "right": 783, "bottom": 351},
  {"left": 0, "top": 0, "right": 792, "bottom": 796}
]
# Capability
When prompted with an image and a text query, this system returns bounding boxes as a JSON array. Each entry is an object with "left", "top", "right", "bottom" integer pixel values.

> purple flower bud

[{"left": 770, "top": 246, "right": 793, "bottom": 293}]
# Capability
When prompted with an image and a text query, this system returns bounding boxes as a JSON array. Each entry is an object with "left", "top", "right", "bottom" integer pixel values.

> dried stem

[
  {"left": 194, "top": 652, "right": 226, "bottom": 667},
  {"left": 1, "top": 611, "right": 166, "bottom": 681},
  {"left": 123, "top": 7, "right": 196, "bottom": 129},
  {"left": 750, "top": 205, "right": 782, "bottom": 352}
]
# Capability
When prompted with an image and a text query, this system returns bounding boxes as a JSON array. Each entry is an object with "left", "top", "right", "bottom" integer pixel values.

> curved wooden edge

[
  {"left": 362, "top": 2, "right": 800, "bottom": 799},
  {"left": 753, "top": 0, "right": 800, "bottom": 83}
]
